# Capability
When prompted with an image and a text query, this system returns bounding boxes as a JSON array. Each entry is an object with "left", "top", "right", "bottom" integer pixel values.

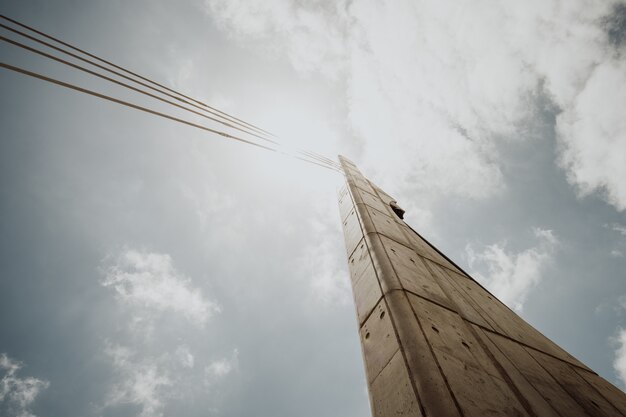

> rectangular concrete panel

[
  {"left": 337, "top": 156, "right": 626, "bottom": 417},
  {"left": 338, "top": 184, "right": 353, "bottom": 221},
  {"left": 408, "top": 294, "right": 501, "bottom": 378},
  {"left": 527, "top": 349, "right": 622, "bottom": 417},
  {"left": 357, "top": 187, "right": 390, "bottom": 213},
  {"left": 370, "top": 350, "right": 423, "bottom": 417},
  {"left": 342, "top": 206, "right": 363, "bottom": 257},
  {"left": 446, "top": 268, "right": 590, "bottom": 370},
  {"left": 383, "top": 290, "right": 461, "bottom": 417},
  {"left": 364, "top": 205, "right": 409, "bottom": 247},
  {"left": 360, "top": 298, "right": 399, "bottom": 383},
  {"left": 435, "top": 350, "right": 529, "bottom": 416},
  {"left": 352, "top": 262, "right": 383, "bottom": 326},
  {"left": 379, "top": 235, "right": 451, "bottom": 308},
  {"left": 393, "top": 220, "right": 466, "bottom": 275},
  {"left": 487, "top": 331, "right": 590, "bottom": 416},
  {"left": 348, "top": 238, "right": 372, "bottom": 282},
  {"left": 574, "top": 369, "right": 626, "bottom": 414},
  {"left": 472, "top": 325, "right": 562, "bottom": 417},
  {"left": 426, "top": 259, "right": 497, "bottom": 330}
]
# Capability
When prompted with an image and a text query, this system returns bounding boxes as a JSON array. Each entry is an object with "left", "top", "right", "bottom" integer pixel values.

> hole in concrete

[
  {"left": 431, "top": 326, "right": 439, "bottom": 333},
  {"left": 389, "top": 201, "right": 405, "bottom": 219},
  {"left": 462, "top": 341, "right": 470, "bottom": 350},
  {"left": 365, "top": 332, "right": 370, "bottom": 339},
  {"left": 379, "top": 311, "right": 386, "bottom": 319}
]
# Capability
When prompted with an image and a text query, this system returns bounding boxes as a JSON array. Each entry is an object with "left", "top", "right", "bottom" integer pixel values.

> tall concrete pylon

[{"left": 338, "top": 156, "right": 626, "bottom": 417}]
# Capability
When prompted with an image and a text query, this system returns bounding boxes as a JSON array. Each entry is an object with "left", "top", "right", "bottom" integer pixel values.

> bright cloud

[
  {"left": 0, "top": 353, "right": 49, "bottom": 417},
  {"left": 206, "top": 0, "right": 348, "bottom": 78},
  {"left": 557, "top": 58, "right": 626, "bottom": 210},
  {"left": 100, "top": 250, "right": 241, "bottom": 415},
  {"left": 609, "top": 223, "right": 626, "bottom": 236},
  {"left": 205, "top": 0, "right": 626, "bottom": 210},
  {"left": 104, "top": 344, "right": 172, "bottom": 417},
  {"left": 614, "top": 328, "right": 626, "bottom": 389},
  {"left": 466, "top": 227, "right": 559, "bottom": 311},
  {"left": 100, "top": 250, "right": 229, "bottom": 414},
  {"left": 175, "top": 345, "right": 195, "bottom": 369},
  {"left": 298, "top": 209, "right": 351, "bottom": 306},
  {"left": 610, "top": 298, "right": 626, "bottom": 389},
  {"left": 606, "top": 223, "right": 626, "bottom": 258},
  {"left": 101, "top": 249, "right": 220, "bottom": 325},
  {"left": 205, "top": 349, "right": 239, "bottom": 386}
]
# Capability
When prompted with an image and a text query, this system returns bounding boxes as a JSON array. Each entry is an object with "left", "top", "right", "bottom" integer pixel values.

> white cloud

[
  {"left": 100, "top": 250, "right": 237, "bottom": 415},
  {"left": 205, "top": 0, "right": 348, "bottom": 79},
  {"left": 205, "top": 0, "right": 626, "bottom": 210},
  {"left": 104, "top": 344, "right": 172, "bottom": 417},
  {"left": 613, "top": 328, "right": 626, "bottom": 389},
  {"left": 605, "top": 223, "right": 626, "bottom": 258},
  {"left": 595, "top": 295, "right": 626, "bottom": 316},
  {"left": 175, "top": 345, "right": 195, "bottom": 369},
  {"left": 610, "top": 299, "right": 626, "bottom": 388},
  {"left": 609, "top": 223, "right": 626, "bottom": 236},
  {"left": 303, "top": 238, "right": 351, "bottom": 306},
  {"left": 466, "top": 227, "right": 559, "bottom": 311},
  {"left": 101, "top": 249, "right": 220, "bottom": 325},
  {"left": 557, "top": 59, "right": 626, "bottom": 210},
  {"left": 204, "top": 349, "right": 239, "bottom": 386},
  {"left": 296, "top": 201, "right": 352, "bottom": 306},
  {"left": 0, "top": 353, "right": 49, "bottom": 417}
]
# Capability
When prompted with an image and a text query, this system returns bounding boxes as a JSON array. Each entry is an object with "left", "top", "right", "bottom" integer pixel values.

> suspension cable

[
  {"left": 0, "top": 16, "right": 343, "bottom": 172},
  {"left": 0, "top": 14, "right": 274, "bottom": 139},
  {"left": 0, "top": 62, "right": 344, "bottom": 172}
]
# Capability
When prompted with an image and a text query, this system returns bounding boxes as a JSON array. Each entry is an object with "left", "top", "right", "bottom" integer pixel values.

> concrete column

[{"left": 338, "top": 156, "right": 626, "bottom": 417}]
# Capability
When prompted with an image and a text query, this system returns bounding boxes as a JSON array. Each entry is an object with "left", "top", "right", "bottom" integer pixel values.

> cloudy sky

[{"left": 1, "top": 0, "right": 626, "bottom": 416}]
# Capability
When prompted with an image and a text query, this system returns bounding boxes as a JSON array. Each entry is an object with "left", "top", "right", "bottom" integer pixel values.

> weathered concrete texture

[{"left": 337, "top": 156, "right": 626, "bottom": 417}]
